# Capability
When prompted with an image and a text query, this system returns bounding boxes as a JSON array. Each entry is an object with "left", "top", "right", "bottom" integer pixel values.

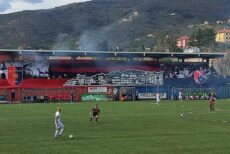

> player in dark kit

[
  {"left": 89, "top": 104, "right": 100, "bottom": 124},
  {"left": 209, "top": 93, "right": 216, "bottom": 112}
]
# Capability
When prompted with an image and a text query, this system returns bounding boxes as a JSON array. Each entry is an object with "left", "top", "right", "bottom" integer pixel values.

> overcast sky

[{"left": 0, "top": 0, "right": 90, "bottom": 14}]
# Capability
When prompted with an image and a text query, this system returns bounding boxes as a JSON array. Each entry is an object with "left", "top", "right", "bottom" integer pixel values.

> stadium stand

[{"left": 0, "top": 50, "right": 229, "bottom": 102}]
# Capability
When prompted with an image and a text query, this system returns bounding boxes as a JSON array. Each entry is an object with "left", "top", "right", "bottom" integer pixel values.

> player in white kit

[
  {"left": 55, "top": 107, "right": 64, "bottom": 139},
  {"left": 178, "top": 91, "right": 183, "bottom": 101},
  {"left": 156, "top": 93, "right": 160, "bottom": 106}
]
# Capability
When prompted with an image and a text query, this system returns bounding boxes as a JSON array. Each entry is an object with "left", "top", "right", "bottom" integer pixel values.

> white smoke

[
  {"left": 23, "top": 53, "right": 49, "bottom": 77},
  {"left": 52, "top": 33, "right": 73, "bottom": 50}
]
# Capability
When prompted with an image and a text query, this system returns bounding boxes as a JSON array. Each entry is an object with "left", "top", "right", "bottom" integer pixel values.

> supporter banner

[
  {"left": 0, "top": 54, "right": 12, "bottom": 62},
  {"left": 49, "top": 61, "right": 161, "bottom": 74},
  {"left": 82, "top": 94, "right": 111, "bottom": 102},
  {"left": 64, "top": 70, "right": 163, "bottom": 86},
  {"left": 7, "top": 66, "right": 23, "bottom": 85},
  {"left": 138, "top": 93, "right": 167, "bottom": 99},
  {"left": 88, "top": 87, "right": 107, "bottom": 93}
]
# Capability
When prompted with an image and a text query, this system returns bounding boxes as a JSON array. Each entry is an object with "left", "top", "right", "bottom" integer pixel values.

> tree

[
  {"left": 189, "top": 28, "right": 216, "bottom": 48},
  {"left": 166, "top": 37, "right": 183, "bottom": 52}
]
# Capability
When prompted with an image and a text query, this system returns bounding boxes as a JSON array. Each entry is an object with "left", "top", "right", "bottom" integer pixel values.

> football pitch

[{"left": 1, "top": 100, "right": 230, "bottom": 154}]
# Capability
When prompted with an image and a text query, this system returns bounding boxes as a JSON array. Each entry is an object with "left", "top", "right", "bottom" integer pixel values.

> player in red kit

[
  {"left": 89, "top": 104, "right": 101, "bottom": 124},
  {"left": 209, "top": 93, "right": 216, "bottom": 112}
]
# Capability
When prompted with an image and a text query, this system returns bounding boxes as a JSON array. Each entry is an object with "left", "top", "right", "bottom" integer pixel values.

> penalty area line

[{"left": 180, "top": 110, "right": 229, "bottom": 123}]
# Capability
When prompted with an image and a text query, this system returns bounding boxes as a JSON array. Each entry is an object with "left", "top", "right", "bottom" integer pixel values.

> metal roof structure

[{"left": 0, "top": 49, "right": 225, "bottom": 59}]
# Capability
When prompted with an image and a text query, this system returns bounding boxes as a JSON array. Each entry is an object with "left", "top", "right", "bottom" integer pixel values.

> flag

[
  {"left": 194, "top": 70, "right": 207, "bottom": 84},
  {"left": 7, "top": 66, "right": 23, "bottom": 85}
]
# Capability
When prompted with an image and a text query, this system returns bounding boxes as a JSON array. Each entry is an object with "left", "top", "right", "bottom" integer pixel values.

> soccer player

[
  {"left": 156, "top": 93, "right": 160, "bottom": 106},
  {"left": 89, "top": 104, "right": 100, "bottom": 124},
  {"left": 70, "top": 91, "right": 74, "bottom": 103},
  {"left": 178, "top": 91, "right": 183, "bottom": 101},
  {"left": 209, "top": 93, "right": 216, "bottom": 112},
  {"left": 11, "top": 90, "right": 15, "bottom": 103},
  {"left": 54, "top": 107, "right": 64, "bottom": 139}
]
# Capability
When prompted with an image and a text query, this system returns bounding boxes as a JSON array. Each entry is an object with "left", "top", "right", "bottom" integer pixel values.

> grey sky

[{"left": 0, "top": 0, "right": 90, "bottom": 14}]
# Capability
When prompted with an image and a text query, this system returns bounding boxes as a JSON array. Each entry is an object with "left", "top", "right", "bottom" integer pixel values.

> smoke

[
  {"left": 78, "top": 18, "right": 118, "bottom": 51},
  {"left": 22, "top": 52, "right": 49, "bottom": 77},
  {"left": 52, "top": 33, "right": 73, "bottom": 50},
  {"left": 78, "top": 12, "right": 134, "bottom": 51},
  {"left": 79, "top": 30, "right": 109, "bottom": 51},
  {"left": 51, "top": 9, "right": 143, "bottom": 51},
  {"left": 78, "top": 10, "right": 143, "bottom": 51}
]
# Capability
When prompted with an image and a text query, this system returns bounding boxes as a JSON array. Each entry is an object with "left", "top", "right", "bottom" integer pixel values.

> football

[{"left": 69, "top": 134, "right": 74, "bottom": 139}]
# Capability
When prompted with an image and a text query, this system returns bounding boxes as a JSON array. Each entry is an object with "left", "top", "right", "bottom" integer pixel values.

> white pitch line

[
  {"left": 180, "top": 108, "right": 230, "bottom": 123},
  {"left": 216, "top": 109, "right": 230, "bottom": 112}
]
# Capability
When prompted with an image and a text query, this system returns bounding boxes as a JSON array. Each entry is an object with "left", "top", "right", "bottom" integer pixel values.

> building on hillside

[
  {"left": 177, "top": 36, "right": 190, "bottom": 48},
  {"left": 183, "top": 46, "right": 200, "bottom": 53},
  {"left": 215, "top": 29, "right": 230, "bottom": 43},
  {"left": 216, "top": 21, "right": 223, "bottom": 24},
  {"left": 204, "top": 21, "right": 209, "bottom": 25}
]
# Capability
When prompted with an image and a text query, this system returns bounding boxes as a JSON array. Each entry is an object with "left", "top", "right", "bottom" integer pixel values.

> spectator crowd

[
  {"left": 0, "top": 61, "right": 221, "bottom": 80},
  {"left": 163, "top": 63, "right": 218, "bottom": 79}
]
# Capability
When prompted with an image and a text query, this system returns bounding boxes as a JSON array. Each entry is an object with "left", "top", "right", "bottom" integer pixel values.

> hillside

[{"left": 0, "top": 0, "right": 230, "bottom": 50}]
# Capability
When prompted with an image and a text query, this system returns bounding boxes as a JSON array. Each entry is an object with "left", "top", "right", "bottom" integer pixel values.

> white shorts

[
  {"left": 157, "top": 99, "right": 160, "bottom": 102},
  {"left": 55, "top": 122, "right": 64, "bottom": 129}
]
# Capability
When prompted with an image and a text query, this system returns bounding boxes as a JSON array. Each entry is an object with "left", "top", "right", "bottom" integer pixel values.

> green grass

[{"left": 1, "top": 100, "right": 230, "bottom": 154}]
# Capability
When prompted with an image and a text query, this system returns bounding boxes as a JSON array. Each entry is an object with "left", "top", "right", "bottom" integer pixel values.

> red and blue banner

[
  {"left": 194, "top": 70, "right": 208, "bottom": 84},
  {"left": 7, "top": 66, "right": 23, "bottom": 85},
  {"left": 49, "top": 60, "right": 162, "bottom": 74}
]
